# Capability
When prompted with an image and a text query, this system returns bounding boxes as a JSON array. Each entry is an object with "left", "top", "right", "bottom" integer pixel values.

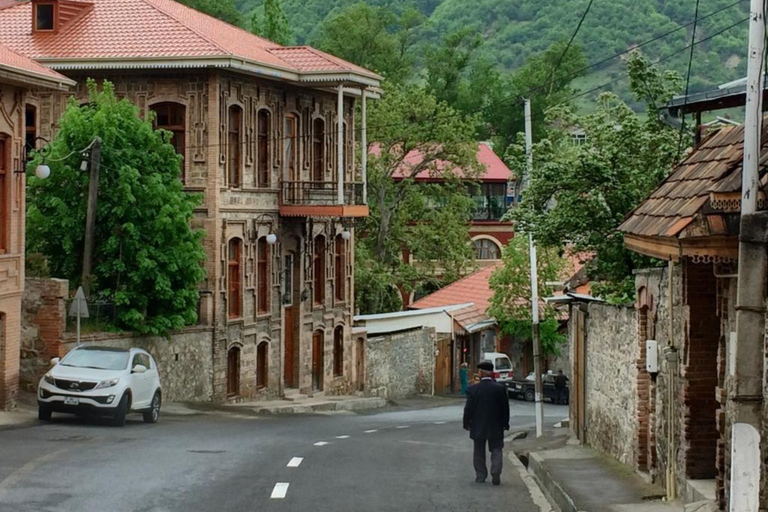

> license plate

[
  {"left": 501, "top": 372, "right": 508, "bottom": 379},
  {"left": 64, "top": 397, "right": 79, "bottom": 406}
]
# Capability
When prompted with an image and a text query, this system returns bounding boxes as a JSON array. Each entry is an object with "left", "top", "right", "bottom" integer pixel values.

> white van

[{"left": 481, "top": 352, "right": 514, "bottom": 385}]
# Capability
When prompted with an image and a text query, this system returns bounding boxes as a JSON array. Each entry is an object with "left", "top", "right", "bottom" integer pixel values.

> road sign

[{"left": 68, "top": 286, "right": 90, "bottom": 319}]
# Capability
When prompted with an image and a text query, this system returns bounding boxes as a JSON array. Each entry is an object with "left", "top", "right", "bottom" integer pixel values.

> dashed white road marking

[
  {"left": 396, "top": 426, "right": 410, "bottom": 429},
  {"left": 271, "top": 483, "right": 290, "bottom": 499},
  {"left": 287, "top": 457, "right": 303, "bottom": 468},
  {"left": 314, "top": 441, "right": 329, "bottom": 446},
  {"left": 434, "top": 421, "right": 447, "bottom": 425},
  {"left": 364, "top": 429, "right": 378, "bottom": 433},
  {"left": 335, "top": 435, "right": 350, "bottom": 439}
]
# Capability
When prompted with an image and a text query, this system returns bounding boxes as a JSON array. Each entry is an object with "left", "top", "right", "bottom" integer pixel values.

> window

[
  {"left": 35, "top": 3, "right": 55, "bottom": 31},
  {"left": 257, "top": 110, "right": 270, "bottom": 188},
  {"left": 0, "top": 135, "right": 7, "bottom": 254},
  {"left": 257, "top": 237, "right": 270, "bottom": 315},
  {"left": 152, "top": 103, "right": 186, "bottom": 182},
  {"left": 256, "top": 342, "right": 268, "bottom": 389},
  {"left": 333, "top": 326, "right": 344, "bottom": 377},
  {"left": 335, "top": 235, "right": 345, "bottom": 302},
  {"left": 473, "top": 239, "right": 501, "bottom": 260},
  {"left": 25, "top": 105, "right": 37, "bottom": 160},
  {"left": 131, "top": 353, "right": 151, "bottom": 371},
  {"left": 314, "top": 235, "right": 326, "bottom": 305},
  {"left": 228, "top": 106, "right": 242, "bottom": 187},
  {"left": 313, "top": 118, "right": 324, "bottom": 182},
  {"left": 228, "top": 238, "right": 242, "bottom": 318},
  {"left": 284, "top": 114, "right": 298, "bottom": 181},
  {"left": 227, "top": 347, "right": 240, "bottom": 396}
]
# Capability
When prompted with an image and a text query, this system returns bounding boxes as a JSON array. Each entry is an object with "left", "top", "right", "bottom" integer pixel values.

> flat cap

[{"left": 477, "top": 361, "right": 494, "bottom": 372}]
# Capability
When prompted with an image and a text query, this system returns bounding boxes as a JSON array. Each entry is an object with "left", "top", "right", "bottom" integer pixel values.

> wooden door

[
  {"left": 312, "top": 331, "right": 324, "bottom": 391},
  {"left": 356, "top": 338, "right": 365, "bottom": 392},
  {"left": 435, "top": 338, "right": 452, "bottom": 395},
  {"left": 283, "top": 254, "right": 297, "bottom": 389},
  {"left": 573, "top": 307, "right": 586, "bottom": 441},
  {"left": 284, "top": 306, "right": 296, "bottom": 388},
  {"left": 227, "top": 347, "right": 240, "bottom": 397}
]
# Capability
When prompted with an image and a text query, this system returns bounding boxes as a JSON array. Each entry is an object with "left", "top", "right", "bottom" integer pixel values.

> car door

[{"left": 129, "top": 353, "right": 152, "bottom": 408}]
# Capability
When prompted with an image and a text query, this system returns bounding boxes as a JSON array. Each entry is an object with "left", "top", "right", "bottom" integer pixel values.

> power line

[
  {"left": 676, "top": 0, "right": 702, "bottom": 160},
  {"left": 547, "top": 0, "right": 595, "bottom": 95}
]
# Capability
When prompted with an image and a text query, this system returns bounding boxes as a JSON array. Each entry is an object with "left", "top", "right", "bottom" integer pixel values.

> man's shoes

[
  {"left": 492, "top": 476, "right": 501, "bottom": 486},
  {"left": 475, "top": 476, "right": 487, "bottom": 483}
]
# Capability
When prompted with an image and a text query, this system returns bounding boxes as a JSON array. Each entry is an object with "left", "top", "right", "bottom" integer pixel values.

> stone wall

[
  {"left": 61, "top": 328, "right": 215, "bottom": 402},
  {"left": 583, "top": 303, "right": 639, "bottom": 465},
  {"left": 366, "top": 327, "right": 435, "bottom": 400}
]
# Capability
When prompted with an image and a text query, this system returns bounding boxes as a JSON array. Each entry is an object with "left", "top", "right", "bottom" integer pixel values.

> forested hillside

[{"left": 236, "top": 0, "right": 749, "bottom": 96}]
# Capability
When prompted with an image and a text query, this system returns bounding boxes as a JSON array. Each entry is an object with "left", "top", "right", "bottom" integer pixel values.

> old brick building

[
  {"left": 0, "top": 42, "right": 72, "bottom": 409},
  {"left": 0, "top": 0, "right": 380, "bottom": 402}
]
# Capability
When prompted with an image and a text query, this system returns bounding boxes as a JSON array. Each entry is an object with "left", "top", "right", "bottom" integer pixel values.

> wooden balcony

[{"left": 279, "top": 181, "right": 369, "bottom": 218}]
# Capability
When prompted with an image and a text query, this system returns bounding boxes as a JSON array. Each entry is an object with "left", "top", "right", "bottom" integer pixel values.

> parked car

[
  {"left": 506, "top": 373, "right": 569, "bottom": 404},
  {"left": 481, "top": 352, "right": 514, "bottom": 387},
  {"left": 37, "top": 346, "right": 162, "bottom": 426}
]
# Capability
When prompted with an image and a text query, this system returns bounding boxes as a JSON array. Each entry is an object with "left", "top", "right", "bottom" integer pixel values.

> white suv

[{"left": 37, "top": 346, "right": 162, "bottom": 426}]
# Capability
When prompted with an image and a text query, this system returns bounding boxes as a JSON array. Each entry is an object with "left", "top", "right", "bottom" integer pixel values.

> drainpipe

[
  {"left": 337, "top": 85, "right": 345, "bottom": 205},
  {"left": 361, "top": 88, "right": 368, "bottom": 205}
]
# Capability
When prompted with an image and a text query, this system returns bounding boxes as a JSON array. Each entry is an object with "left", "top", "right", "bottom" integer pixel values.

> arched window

[
  {"left": 333, "top": 326, "right": 344, "bottom": 377},
  {"left": 25, "top": 105, "right": 37, "bottom": 160},
  {"left": 313, "top": 118, "right": 325, "bottom": 182},
  {"left": 257, "top": 110, "right": 270, "bottom": 188},
  {"left": 227, "top": 346, "right": 241, "bottom": 396},
  {"left": 314, "top": 235, "right": 326, "bottom": 305},
  {"left": 312, "top": 329, "right": 324, "bottom": 391},
  {"left": 0, "top": 135, "right": 8, "bottom": 253},
  {"left": 228, "top": 105, "right": 242, "bottom": 187},
  {"left": 473, "top": 239, "right": 501, "bottom": 260},
  {"left": 228, "top": 238, "right": 242, "bottom": 318},
  {"left": 152, "top": 102, "right": 186, "bottom": 182},
  {"left": 256, "top": 237, "right": 270, "bottom": 315},
  {"left": 256, "top": 341, "right": 268, "bottom": 389},
  {"left": 335, "top": 234, "right": 346, "bottom": 302}
]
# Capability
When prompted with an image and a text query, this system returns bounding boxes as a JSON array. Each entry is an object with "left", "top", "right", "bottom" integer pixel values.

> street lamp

[{"left": 16, "top": 137, "right": 53, "bottom": 180}]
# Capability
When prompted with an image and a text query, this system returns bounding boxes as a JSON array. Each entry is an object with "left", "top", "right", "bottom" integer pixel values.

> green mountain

[{"left": 238, "top": 0, "right": 750, "bottom": 98}]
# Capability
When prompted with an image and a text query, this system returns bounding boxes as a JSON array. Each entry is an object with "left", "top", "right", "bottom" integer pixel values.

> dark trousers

[
  {"left": 473, "top": 438, "right": 503, "bottom": 480},
  {"left": 555, "top": 388, "right": 568, "bottom": 404}
]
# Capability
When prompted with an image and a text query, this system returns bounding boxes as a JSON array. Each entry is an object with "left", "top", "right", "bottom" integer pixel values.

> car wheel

[
  {"left": 38, "top": 405, "right": 52, "bottom": 421},
  {"left": 112, "top": 393, "right": 129, "bottom": 427},
  {"left": 143, "top": 392, "right": 161, "bottom": 424},
  {"left": 524, "top": 389, "right": 535, "bottom": 402}
]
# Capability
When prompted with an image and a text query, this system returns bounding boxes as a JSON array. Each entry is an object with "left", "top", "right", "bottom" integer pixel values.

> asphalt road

[{"left": 0, "top": 398, "right": 567, "bottom": 512}]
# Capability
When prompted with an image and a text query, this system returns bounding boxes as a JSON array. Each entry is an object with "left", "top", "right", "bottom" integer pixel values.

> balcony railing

[{"left": 280, "top": 181, "right": 364, "bottom": 206}]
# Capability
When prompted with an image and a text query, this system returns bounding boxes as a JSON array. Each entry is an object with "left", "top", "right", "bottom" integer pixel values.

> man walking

[
  {"left": 463, "top": 361, "right": 510, "bottom": 486},
  {"left": 554, "top": 369, "right": 569, "bottom": 405}
]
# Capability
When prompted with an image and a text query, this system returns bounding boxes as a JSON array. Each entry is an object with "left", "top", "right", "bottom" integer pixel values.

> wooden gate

[
  {"left": 572, "top": 307, "right": 587, "bottom": 441},
  {"left": 312, "top": 330, "right": 324, "bottom": 391},
  {"left": 434, "top": 337, "right": 452, "bottom": 395}
]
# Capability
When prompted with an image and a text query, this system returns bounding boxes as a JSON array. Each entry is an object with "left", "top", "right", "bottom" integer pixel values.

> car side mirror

[
  {"left": 132, "top": 364, "right": 148, "bottom": 374},
  {"left": 51, "top": 357, "right": 60, "bottom": 365}
]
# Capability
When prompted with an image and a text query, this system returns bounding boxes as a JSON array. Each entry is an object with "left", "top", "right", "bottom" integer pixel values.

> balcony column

[
  {"left": 337, "top": 84, "right": 344, "bottom": 205},
  {"left": 361, "top": 87, "right": 368, "bottom": 205}
]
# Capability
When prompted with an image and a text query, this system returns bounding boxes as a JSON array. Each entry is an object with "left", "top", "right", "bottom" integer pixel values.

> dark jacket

[
  {"left": 463, "top": 379, "right": 510, "bottom": 445},
  {"left": 554, "top": 374, "right": 569, "bottom": 390}
]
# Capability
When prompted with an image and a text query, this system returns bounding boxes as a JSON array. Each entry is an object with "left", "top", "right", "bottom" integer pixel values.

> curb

[
  {"left": 528, "top": 452, "right": 583, "bottom": 512},
  {"left": 508, "top": 451, "right": 557, "bottom": 512}
]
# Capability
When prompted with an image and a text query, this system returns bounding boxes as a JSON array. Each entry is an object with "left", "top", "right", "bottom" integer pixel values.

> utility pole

[
  {"left": 730, "top": 1, "right": 767, "bottom": 510},
  {"left": 524, "top": 98, "right": 544, "bottom": 439},
  {"left": 81, "top": 138, "right": 101, "bottom": 296}
]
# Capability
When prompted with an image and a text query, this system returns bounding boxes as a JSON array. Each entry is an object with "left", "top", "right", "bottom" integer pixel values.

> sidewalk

[
  {"left": 0, "top": 405, "right": 37, "bottom": 430},
  {"left": 221, "top": 394, "right": 388, "bottom": 415},
  {"left": 514, "top": 433, "right": 698, "bottom": 512}
]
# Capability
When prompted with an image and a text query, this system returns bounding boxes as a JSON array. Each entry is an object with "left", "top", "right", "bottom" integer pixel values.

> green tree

[
  {"left": 314, "top": 3, "right": 424, "bottom": 81},
  {"left": 251, "top": 0, "right": 292, "bottom": 45},
  {"left": 27, "top": 80, "right": 207, "bottom": 335},
  {"left": 355, "top": 83, "right": 481, "bottom": 314},
  {"left": 178, "top": 0, "right": 243, "bottom": 26},
  {"left": 488, "top": 235, "right": 566, "bottom": 356},
  {"left": 509, "top": 54, "right": 685, "bottom": 303}
]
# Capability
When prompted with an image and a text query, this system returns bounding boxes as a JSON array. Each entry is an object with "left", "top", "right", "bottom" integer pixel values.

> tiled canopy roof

[
  {"left": 410, "top": 263, "right": 501, "bottom": 313},
  {"left": 384, "top": 142, "right": 514, "bottom": 182},
  {"left": 619, "top": 121, "right": 768, "bottom": 240},
  {"left": 0, "top": 0, "right": 380, "bottom": 83},
  {"left": 0, "top": 41, "right": 73, "bottom": 86}
]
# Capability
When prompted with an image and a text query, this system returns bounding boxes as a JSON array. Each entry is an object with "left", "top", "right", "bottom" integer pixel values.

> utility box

[{"left": 646, "top": 340, "right": 659, "bottom": 373}]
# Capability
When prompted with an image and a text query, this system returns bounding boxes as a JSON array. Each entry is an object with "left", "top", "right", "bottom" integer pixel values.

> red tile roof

[
  {"left": 410, "top": 263, "right": 501, "bottom": 313},
  {"left": 0, "top": 41, "right": 73, "bottom": 85},
  {"left": 0, "top": 0, "right": 380, "bottom": 82},
  {"left": 378, "top": 142, "right": 514, "bottom": 183}
]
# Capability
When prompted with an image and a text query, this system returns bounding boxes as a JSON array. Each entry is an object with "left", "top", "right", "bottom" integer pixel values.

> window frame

[
  {"left": 228, "top": 238, "right": 243, "bottom": 319},
  {"left": 284, "top": 114, "right": 298, "bottom": 182},
  {"left": 256, "top": 341, "right": 268, "bottom": 389},
  {"left": 473, "top": 238, "right": 501, "bottom": 260},
  {"left": 152, "top": 102, "right": 187, "bottom": 183},
  {"left": 34, "top": 2, "right": 56, "bottom": 32},
  {"left": 228, "top": 105, "right": 243, "bottom": 188},
  {"left": 333, "top": 326, "right": 344, "bottom": 377},
  {"left": 0, "top": 135, "right": 8, "bottom": 254},
  {"left": 312, "top": 118, "right": 325, "bottom": 182},
  {"left": 256, "top": 237, "right": 270, "bottom": 315},
  {"left": 334, "top": 235, "right": 346, "bottom": 303},
  {"left": 257, "top": 109, "right": 271, "bottom": 188}
]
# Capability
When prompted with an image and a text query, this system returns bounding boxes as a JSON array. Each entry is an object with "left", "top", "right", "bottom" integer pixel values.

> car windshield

[
  {"left": 495, "top": 358, "right": 512, "bottom": 370},
  {"left": 61, "top": 349, "right": 130, "bottom": 371}
]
